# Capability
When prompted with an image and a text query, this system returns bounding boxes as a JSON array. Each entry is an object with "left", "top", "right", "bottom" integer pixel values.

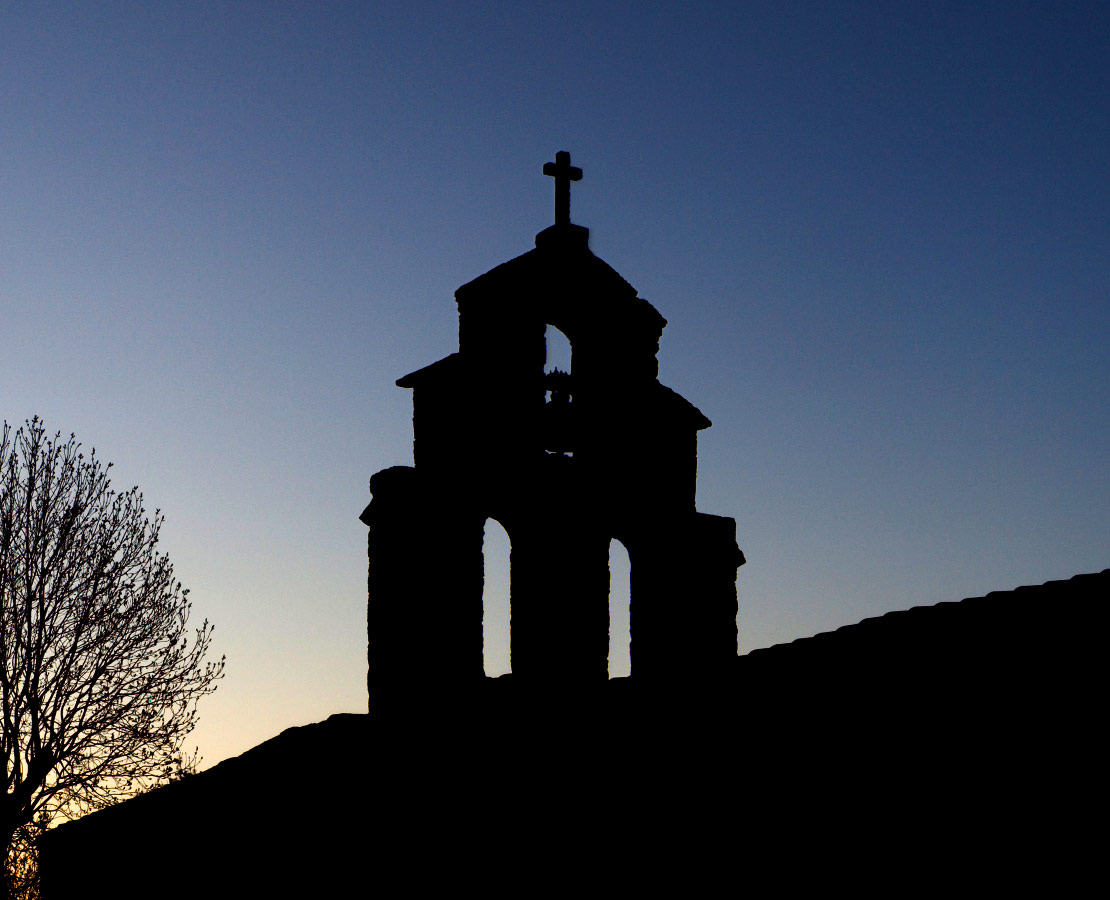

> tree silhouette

[
  {"left": 2, "top": 817, "right": 45, "bottom": 900},
  {"left": 0, "top": 419, "right": 223, "bottom": 897}
]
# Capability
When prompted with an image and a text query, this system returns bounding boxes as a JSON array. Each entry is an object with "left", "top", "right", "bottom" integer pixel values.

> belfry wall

[{"left": 360, "top": 154, "right": 744, "bottom": 712}]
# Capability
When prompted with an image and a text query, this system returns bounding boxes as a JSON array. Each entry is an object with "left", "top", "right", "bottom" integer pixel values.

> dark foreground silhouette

[
  {"left": 41, "top": 160, "right": 1102, "bottom": 893},
  {"left": 363, "top": 152, "right": 743, "bottom": 714},
  {"left": 40, "top": 570, "right": 1106, "bottom": 896}
]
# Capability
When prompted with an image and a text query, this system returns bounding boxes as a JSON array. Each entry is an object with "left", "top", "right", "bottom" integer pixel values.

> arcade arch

[
  {"left": 544, "top": 324, "right": 572, "bottom": 375},
  {"left": 608, "top": 537, "right": 632, "bottom": 678},
  {"left": 482, "top": 517, "right": 512, "bottom": 677}
]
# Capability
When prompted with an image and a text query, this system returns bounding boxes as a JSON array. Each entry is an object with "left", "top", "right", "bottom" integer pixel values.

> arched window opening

[
  {"left": 608, "top": 538, "right": 632, "bottom": 678},
  {"left": 544, "top": 325, "right": 575, "bottom": 457},
  {"left": 544, "top": 325, "right": 572, "bottom": 378},
  {"left": 482, "top": 518, "right": 512, "bottom": 677}
]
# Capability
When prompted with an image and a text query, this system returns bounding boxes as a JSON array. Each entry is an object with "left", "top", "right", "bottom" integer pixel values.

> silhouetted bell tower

[{"left": 361, "top": 152, "right": 744, "bottom": 713}]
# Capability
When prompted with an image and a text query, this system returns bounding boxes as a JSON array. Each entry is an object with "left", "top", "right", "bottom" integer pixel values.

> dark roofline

[
  {"left": 396, "top": 353, "right": 461, "bottom": 389},
  {"left": 454, "top": 242, "right": 641, "bottom": 305},
  {"left": 653, "top": 382, "right": 712, "bottom": 430},
  {"left": 736, "top": 568, "right": 1108, "bottom": 670}
]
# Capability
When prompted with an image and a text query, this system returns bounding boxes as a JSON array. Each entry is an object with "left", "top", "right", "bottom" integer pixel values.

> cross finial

[{"left": 543, "top": 151, "right": 582, "bottom": 227}]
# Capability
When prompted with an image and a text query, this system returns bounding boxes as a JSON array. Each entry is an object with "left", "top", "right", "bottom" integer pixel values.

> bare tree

[
  {"left": 0, "top": 418, "right": 224, "bottom": 895},
  {"left": 2, "top": 817, "right": 45, "bottom": 900}
]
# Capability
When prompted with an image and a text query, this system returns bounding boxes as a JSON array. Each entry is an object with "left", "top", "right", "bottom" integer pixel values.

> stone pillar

[
  {"left": 686, "top": 513, "right": 745, "bottom": 666},
  {"left": 630, "top": 513, "right": 743, "bottom": 681},
  {"left": 361, "top": 466, "right": 485, "bottom": 717},
  {"left": 508, "top": 514, "right": 611, "bottom": 686}
]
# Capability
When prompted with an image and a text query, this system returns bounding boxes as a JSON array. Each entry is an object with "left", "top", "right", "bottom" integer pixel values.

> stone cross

[{"left": 543, "top": 151, "right": 582, "bottom": 227}]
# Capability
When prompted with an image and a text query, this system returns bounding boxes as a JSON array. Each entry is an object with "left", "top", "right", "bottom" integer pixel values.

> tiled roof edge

[{"left": 741, "top": 568, "right": 1109, "bottom": 661}]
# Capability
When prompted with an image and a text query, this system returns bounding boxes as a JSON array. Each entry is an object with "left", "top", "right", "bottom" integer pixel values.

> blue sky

[{"left": 3, "top": 1, "right": 1107, "bottom": 767}]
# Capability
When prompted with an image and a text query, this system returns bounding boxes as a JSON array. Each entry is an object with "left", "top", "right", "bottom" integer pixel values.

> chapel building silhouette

[
  {"left": 39, "top": 155, "right": 1105, "bottom": 898},
  {"left": 360, "top": 152, "right": 744, "bottom": 710}
]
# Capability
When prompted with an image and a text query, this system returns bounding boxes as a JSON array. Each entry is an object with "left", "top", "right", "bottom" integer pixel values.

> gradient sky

[{"left": 3, "top": 1, "right": 1107, "bottom": 769}]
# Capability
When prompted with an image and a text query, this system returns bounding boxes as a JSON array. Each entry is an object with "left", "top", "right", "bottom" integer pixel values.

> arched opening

[
  {"left": 608, "top": 538, "right": 632, "bottom": 678},
  {"left": 482, "top": 518, "right": 512, "bottom": 677},
  {"left": 544, "top": 325, "right": 575, "bottom": 457},
  {"left": 544, "top": 324, "right": 572, "bottom": 375}
]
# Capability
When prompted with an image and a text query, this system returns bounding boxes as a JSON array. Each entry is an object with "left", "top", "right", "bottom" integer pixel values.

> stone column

[
  {"left": 630, "top": 513, "right": 743, "bottom": 681},
  {"left": 508, "top": 513, "right": 611, "bottom": 686},
  {"left": 362, "top": 466, "right": 485, "bottom": 717}
]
